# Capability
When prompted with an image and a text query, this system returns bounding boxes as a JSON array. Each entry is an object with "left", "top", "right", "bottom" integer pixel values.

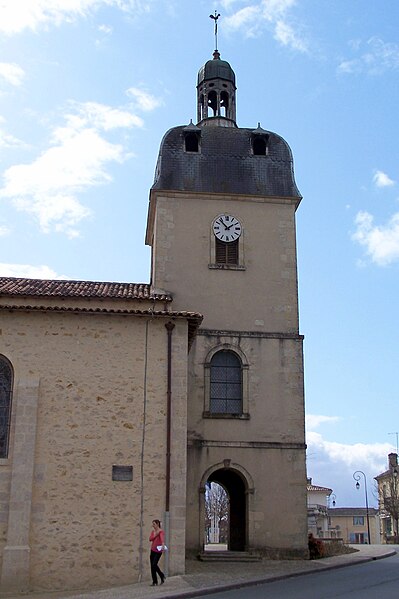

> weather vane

[{"left": 210, "top": 10, "right": 221, "bottom": 51}]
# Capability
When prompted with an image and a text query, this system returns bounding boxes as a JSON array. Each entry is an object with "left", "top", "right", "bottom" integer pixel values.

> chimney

[{"left": 388, "top": 453, "right": 398, "bottom": 469}]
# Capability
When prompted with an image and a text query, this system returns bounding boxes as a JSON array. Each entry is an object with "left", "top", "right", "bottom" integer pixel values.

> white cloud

[
  {"left": 306, "top": 414, "right": 394, "bottom": 505},
  {"left": 126, "top": 87, "right": 163, "bottom": 112},
  {"left": 306, "top": 414, "right": 341, "bottom": 430},
  {"left": 98, "top": 24, "right": 113, "bottom": 34},
  {"left": 0, "top": 0, "right": 152, "bottom": 35},
  {"left": 373, "top": 169, "right": 395, "bottom": 188},
  {"left": 0, "top": 100, "right": 143, "bottom": 236},
  {"left": 0, "top": 225, "right": 10, "bottom": 236},
  {"left": 0, "top": 115, "right": 27, "bottom": 148},
  {"left": 0, "top": 262, "right": 69, "bottom": 279},
  {"left": 261, "top": 0, "right": 297, "bottom": 20},
  {"left": 0, "top": 62, "right": 25, "bottom": 86},
  {"left": 221, "top": 0, "right": 244, "bottom": 7},
  {"left": 337, "top": 60, "right": 357, "bottom": 75},
  {"left": 0, "top": 129, "right": 26, "bottom": 148},
  {"left": 3, "top": 129, "right": 123, "bottom": 195},
  {"left": 223, "top": 0, "right": 308, "bottom": 52},
  {"left": 274, "top": 19, "right": 307, "bottom": 52},
  {"left": 306, "top": 414, "right": 386, "bottom": 473},
  {"left": 307, "top": 431, "right": 392, "bottom": 471},
  {"left": 352, "top": 210, "right": 399, "bottom": 266},
  {"left": 61, "top": 101, "right": 144, "bottom": 132},
  {"left": 224, "top": 6, "right": 260, "bottom": 35},
  {"left": 338, "top": 37, "right": 399, "bottom": 75},
  {"left": 1, "top": 129, "right": 117, "bottom": 236},
  {"left": 307, "top": 430, "right": 393, "bottom": 505}
]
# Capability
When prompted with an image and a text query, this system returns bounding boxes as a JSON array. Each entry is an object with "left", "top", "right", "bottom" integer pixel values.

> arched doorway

[
  {"left": 205, "top": 482, "right": 228, "bottom": 547},
  {"left": 205, "top": 468, "right": 247, "bottom": 551}
]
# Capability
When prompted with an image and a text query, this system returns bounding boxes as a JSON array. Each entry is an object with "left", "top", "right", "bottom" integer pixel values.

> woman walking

[{"left": 149, "top": 519, "right": 166, "bottom": 586}]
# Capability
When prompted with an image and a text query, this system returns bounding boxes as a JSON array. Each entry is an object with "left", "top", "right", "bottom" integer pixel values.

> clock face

[{"left": 212, "top": 214, "right": 242, "bottom": 243}]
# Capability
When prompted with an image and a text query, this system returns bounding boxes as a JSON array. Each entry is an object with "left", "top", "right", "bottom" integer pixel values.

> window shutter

[
  {"left": 215, "top": 239, "right": 239, "bottom": 265},
  {"left": 215, "top": 238, "right": 226, "bottom": 263},
  {"left": 226, "top": 240, "right": 238, "bottom": 264}
]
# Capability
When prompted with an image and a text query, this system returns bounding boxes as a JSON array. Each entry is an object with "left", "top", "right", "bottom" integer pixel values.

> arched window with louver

[
  {"left": 210, "top": 350, "right": 242, "bottom": 414},
  {"left": 0, "top": 356, "right": 13, "bottom": 458}
]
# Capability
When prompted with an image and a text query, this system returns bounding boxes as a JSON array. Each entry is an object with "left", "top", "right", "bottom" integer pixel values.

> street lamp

[
  {"left": 393, "top": 467, "right": 398, "bottom": 540},
  {"left": 353, "top": 470, "right": 371, "bottom": 544}
]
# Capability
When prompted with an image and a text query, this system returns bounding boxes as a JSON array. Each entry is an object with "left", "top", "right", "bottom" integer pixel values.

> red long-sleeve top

[{"left": 149, "top": 529, "right": 165, "bottom": 553}]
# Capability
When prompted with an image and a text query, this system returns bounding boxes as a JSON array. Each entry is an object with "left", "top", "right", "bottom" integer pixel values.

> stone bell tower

[{"left": 146, "top": 46, "right": 308, "bottom": 558}]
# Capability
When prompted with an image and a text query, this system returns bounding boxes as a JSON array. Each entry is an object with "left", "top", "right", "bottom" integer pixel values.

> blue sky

[{"left": 1, "top": 0, "right": 398, "bottom": 507}]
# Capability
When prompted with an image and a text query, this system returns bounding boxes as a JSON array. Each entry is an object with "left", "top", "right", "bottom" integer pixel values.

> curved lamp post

[
  {"left": 393, "top": 467, "right": 398, "bottom": 540},
  {"left": 353, "top": 470, "right": 371, "bottom": 543}
]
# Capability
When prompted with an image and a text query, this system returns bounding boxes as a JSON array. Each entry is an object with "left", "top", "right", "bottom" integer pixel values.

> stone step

[{"left": 198, "top": 551, "right": 262, "bottom": 562}]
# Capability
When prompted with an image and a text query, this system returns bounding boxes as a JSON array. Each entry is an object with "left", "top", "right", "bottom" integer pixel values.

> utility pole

[{"left": 388, "top": 432, "right": 399, "bottom": 454}]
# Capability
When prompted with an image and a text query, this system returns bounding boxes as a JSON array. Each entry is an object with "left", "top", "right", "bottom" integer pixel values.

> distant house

[
  {"left": 307, "top": 478, "right": 332, "bottom": 538},
  {"left": 375, "top": 453, "right": 399, "bottom": 544},
  {"left": 328, "top": 508, "right": 379, "bottom": 544}
]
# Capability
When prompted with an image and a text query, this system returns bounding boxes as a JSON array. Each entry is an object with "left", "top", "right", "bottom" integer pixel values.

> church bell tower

[{"left": 146, "top": 43, "right": 308, "bottom": 559}]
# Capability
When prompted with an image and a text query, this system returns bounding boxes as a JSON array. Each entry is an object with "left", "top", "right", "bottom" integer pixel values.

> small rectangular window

[
  {"left": 184, "top": 132, "right": 199, "bottom": 152},
  {"left": 252, "top": 134, "right": 269, "bottom": 155},
  {"left": 385, "top": 519, "right": 392, "bottom": 535},
  {"left": 353, "top": 516, "right": 364, "bottom": 525}
]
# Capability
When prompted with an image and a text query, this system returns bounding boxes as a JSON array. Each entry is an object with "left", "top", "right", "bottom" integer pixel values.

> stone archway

[
  {"left": 201, "top": 462, "right": 254, "bottom": 552},
  {"left": 208, "top": 468, "right": 246, "bottom": 551}
]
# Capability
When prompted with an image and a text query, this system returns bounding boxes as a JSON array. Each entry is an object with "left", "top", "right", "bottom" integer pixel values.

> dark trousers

[{"left": 150, "top": 550, "right": 164, "bottom": 584}]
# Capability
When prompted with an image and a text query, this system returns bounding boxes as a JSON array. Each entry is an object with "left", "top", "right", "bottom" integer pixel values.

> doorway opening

[
  {"left": 204, "top": 468, "right": 247, "bottom": 551},
  {"left": 205, "top": 481, "right": 229, "bottom": 551}
]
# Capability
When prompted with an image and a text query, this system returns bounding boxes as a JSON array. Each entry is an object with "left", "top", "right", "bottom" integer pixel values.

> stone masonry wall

[{"left": 0, "top": 309, "right": 188, "bottom": 592}]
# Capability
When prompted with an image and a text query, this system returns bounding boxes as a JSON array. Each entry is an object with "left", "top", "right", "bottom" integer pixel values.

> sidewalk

[{"left": 1, "top": 545, "right": 396, "bottom": 599}]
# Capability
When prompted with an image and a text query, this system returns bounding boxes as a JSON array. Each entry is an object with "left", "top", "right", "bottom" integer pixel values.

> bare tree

[
  {"left": 205, "top": 482, "right": 229, "bottom": 542},
  {"left": 381, "top": 471, "right": 399, "bottom": 541}
]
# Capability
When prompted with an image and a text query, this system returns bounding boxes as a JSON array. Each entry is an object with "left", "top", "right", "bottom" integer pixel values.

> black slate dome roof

[
  {"left": 197, "top": 53, "right": 236, "bottom": 86},
  {"left": 151, "top": 125, "right": 301, "bottom": 199}
]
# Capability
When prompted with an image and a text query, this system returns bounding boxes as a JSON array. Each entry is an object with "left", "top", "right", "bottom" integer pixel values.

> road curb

[{"left": 156, "top": 550, "right": 397, "bottom": 599}]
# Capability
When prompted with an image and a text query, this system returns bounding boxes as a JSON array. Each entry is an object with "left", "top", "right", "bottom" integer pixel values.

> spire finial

[{"left": 209, "top": 10, "right": 221, "bottom": 53}]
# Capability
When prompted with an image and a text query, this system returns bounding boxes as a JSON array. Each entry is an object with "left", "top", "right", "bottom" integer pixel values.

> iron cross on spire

[{"left": 210, "top": 10, "right": 221, "bottom": 51}]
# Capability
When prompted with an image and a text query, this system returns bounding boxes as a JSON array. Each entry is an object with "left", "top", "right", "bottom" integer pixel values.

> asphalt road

[{"left": 189, "top": 551, "right": 399, "bottom": 599}]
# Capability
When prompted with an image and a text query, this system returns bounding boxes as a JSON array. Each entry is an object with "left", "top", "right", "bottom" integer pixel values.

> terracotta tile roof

[
  {"left": 307, "top": 484, "right": 332, "bottom": 494},
  {"left": 375, "top": 469, "right": 392, "bottom": 480},
  {"left": 0, "top": 277, "right": 172, "bottom": 302},
  {"left": 0, "top": 303, "right": 201, "bottom": 319},
  {"left": 328, "top": 507, "right": 379, "bottom": 516}
]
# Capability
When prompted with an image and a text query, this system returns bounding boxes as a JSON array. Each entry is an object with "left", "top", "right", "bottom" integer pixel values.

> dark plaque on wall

[{"left": 112, "top": 465, "right": 133, "bottom": 481}]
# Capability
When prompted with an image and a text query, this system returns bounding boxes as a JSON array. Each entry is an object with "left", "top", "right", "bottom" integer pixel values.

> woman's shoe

[
  {"left": 161, "top": 576, "right": 166, "bottom": 584},
  {"left": 151, "top": 582, "right": 158, "bottom": 586}
]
